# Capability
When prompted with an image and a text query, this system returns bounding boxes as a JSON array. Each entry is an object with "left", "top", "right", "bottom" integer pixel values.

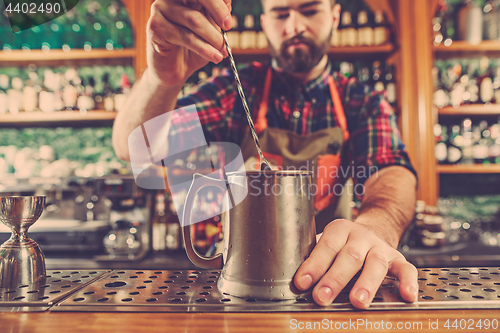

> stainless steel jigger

[{"left": 0, "top": 196, "right": 46, "bottom": 288}]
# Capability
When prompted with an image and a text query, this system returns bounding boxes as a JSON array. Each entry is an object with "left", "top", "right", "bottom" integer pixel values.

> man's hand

[
  {"left": 293, "top": 219, "right": 418, "bottom": 309},
  {"left": 146, "top": 0, "right": 232, "bottom": 87}
]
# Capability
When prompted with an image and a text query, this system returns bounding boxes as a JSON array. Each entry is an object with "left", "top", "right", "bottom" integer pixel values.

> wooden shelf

[
  {"left": 437, "top": 164, "right": 500, "bottom": 174},
  {"left": 0, "top": 49, "right": 135, "bottom": 62},
  {"left": 438, "top": 104, "right": 500, "bottom": 115},
  {"left": 434, "top": 40, "right": 500, "bottom": 57},
  {"left": 0, "top": 110, "right": 117, "bottom": 127}
]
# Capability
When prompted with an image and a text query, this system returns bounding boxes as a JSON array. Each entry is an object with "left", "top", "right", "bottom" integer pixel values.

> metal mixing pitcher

[{"left": 182, "top": 170, "right": 316, "bottom": 299}]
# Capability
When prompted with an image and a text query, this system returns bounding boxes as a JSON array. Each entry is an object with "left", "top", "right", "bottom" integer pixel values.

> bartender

[{"left": 112, "top": 0, "right": 418, "bottom": 309}]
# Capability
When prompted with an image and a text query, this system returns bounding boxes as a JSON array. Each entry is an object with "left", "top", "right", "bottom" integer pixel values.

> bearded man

[{"left": 112, "top": 0, "right": 419, "bottom": 309}]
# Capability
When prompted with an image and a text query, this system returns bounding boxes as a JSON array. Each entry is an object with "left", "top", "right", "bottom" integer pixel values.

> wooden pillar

[
  {"left": 122, "top": 0, "right": 152, "bottom": 79},
  {"left": 413, "top": 0, "right": 438, "bottom": 205}
]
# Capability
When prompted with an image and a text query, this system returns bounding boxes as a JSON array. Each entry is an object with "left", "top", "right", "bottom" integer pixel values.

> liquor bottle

[
  {"left": 461, "top": 118, "right": 474, "bottom": 164},
  {"left": 77, "top": 77, "right": 96, "bottom": 112},
  {"left": 442, "top": 6, "right": 456, "bottom": 45},
  {"left": 240, "top": 14, "right": 257, "bottom": 49},
  {"left": 434, "top": 124, "right": 448, "bottom": 164},
  {"left": 62, "top": 68, "right": 79, "bottom": 110},
  {"left": 371, "top": 61, "right": 385, "bottom": 92},
  {"left": 114, "top": 74, "right": 131, "bottom": 112},
  {"left": 47, "top": 20, "right": 64, "bottom": 50},
  {"left": 102, "top": 73, "right": 114, "bottom": 111},
  {"left": 457, "top": 0, "right": 483, "bottom": 45},
  {"left": 449, "top": 65, "right": 466, "bottom": 107},
  {"left": 489, "top": 122, "right": 500, "bottom": 163},
  {"left": 226, "top": 15, "right": 240, "bottom": 49},
  {"left": 0, "top": 74, "right": 8, "bottom": 114},
  {"left": 331, "top": 27, "right": 341, "bottom": 47},
  {"left": 340, "top": 11, "right": 357, "bottom": 47},
  {"left": 39, "top": 70, "right": 55, "bottom": 113},
  {"left": 472, "top": 121, "right": 490, "bottom": 163},
  {"left": 165, "top": 195, "right": 182, "bottom": 253},
  {"left": 62, "top": 9, "right": 78, "bottom": 49},
  {"left": 118, "top": 3, "right": 134, "bottom": 48},
  {"left": 22, "top": 78, "right": 38, "bottom": 112},
  {"left": 7, "top": 77, "right": 23, "bottom": 114},
  {"left": 448, "top": 125, "right": 463, "bottom": 164},
  {"left": 152, "top": 193, "right": 168, "bottom": 251},
  {"left": 493, "top": 66, "right": 500, "bottom": 103},
  {"left": 53, "top": 72, "right": 64, "bottom": 111},
  {"left": 478, "top": 57, "right": 494, "bottom": 103},
  {"left": 255, "top": 14, "right": 268, "bottom": 49},
  {"left": 373, "top": 11, "right": 389, "bottom": 46},
  {"left": 434, "top": 85, "right": 450, "bottom": 108},
  {"left": 339, "top": 61, "right": 352, "bottom": 79},
  {"left": 432, "top": 16, "right": 444, "bottom": 45},
  {"left": 357, "top": 10, "right": 374, "bottom": 46},
  {"left": 465, "top": 61, "right": 480, "bottom": 104},
  {"left": 483, "top": 0, "right": 500, "bottom": 40},
  {"left": 358, "top": 65, "right": 370, "bottom": 84},
  {"left": 105, "top": 2, "right": 120, "bottom": 50},
  {"left": 385, "top": 64, "right": 397, "bottom": 106},
  {"left": 0, "top": 12, "right": 13, "bottom": 51}
]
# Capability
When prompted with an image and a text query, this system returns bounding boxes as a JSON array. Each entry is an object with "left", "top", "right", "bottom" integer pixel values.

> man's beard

[{"left": 268, "top": 32, "right": 331, "bottom": 73}]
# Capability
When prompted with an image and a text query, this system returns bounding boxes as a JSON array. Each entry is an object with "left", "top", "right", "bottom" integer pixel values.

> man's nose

[{"left": 284, "top": 11, "right": 306, "bottom": 37}]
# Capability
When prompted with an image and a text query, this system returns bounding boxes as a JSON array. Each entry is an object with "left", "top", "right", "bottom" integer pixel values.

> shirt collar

[{"left": 271, "top": 59, "right": 333, "bottom": 93}]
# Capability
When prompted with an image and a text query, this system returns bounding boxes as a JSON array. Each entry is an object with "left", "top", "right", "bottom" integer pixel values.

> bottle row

[
  {"left": 433, "top": 0, "right": 500, "bottom": 46},
  {"left": 330, "top": 10, "right": 391, "bottom": 48},
  {"left": 224, "top": 9, "right": 391, "bottom": 50},
  {"left": 152, "top": 190, "right": 222, "bottom": 255},
  {"left": 405, "top": 195, "right": 500, "bottom": 249},
  {"left": 433, "top": 57, "right": 500, "bottom": 108},
  {"left": 180, "top": 60, "right": 397, "bottom": 105},
  {"left": 0, "top": 65, "right": 134, "bottom": 114},
  {"left": 334, "top": 60, "right": 397, "bottom": 105},
  {"left": 0, "top": 0, "right": 133, "bottom": 51},
  {"left": 434, "top": 118, "right": 500, "bottom": 165},
  {"left": 0, "top": 127, "right": 125, "bottom": 179}
]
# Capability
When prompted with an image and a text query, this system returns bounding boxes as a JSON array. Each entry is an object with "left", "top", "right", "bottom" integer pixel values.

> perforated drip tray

[
  {"left": 53, "top": 267, "right": 500, "bottom": 313},
  {"left": 0, "top": 270, "right": 109, "bottom": 312}
]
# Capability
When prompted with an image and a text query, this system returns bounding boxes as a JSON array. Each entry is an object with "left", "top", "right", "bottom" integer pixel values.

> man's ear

[{"left": 332, "top": 3, "right": 341, "bottom": 30}]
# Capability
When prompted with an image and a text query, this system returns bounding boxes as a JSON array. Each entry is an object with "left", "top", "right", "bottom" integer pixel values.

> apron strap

[
  {"left": 255, "top": 66, "right": 349, "bottom": 143},
  {"left": 328, "top": 75, "right": 350, "bottom": 142},
  {"left": 255, "top": 66, "right": 273, "bottom": 135}
]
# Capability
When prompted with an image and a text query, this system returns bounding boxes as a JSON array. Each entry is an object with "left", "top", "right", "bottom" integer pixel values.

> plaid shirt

[{"left": 174, "top": 61, "right": 416, "bottom": 185}]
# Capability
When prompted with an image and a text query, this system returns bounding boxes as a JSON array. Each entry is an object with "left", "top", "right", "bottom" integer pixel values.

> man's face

[{"left": 261, "top": 0, "right": 340, "bottom": 73}]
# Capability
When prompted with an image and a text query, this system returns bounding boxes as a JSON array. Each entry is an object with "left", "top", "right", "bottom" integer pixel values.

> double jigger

[{"left": 0, "top": 196, "right": 46, "bottom": 289}]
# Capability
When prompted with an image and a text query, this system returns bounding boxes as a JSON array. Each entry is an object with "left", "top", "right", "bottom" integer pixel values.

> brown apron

[{"left": 240, "top": 67, "right": 352, "bottom": 232}]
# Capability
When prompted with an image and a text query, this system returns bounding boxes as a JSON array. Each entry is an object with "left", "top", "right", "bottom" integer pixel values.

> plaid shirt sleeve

[
  {"left": 343, "top": 78, "right": 417, "bottom": 186},
  {"left": 174, "top": 69, "right": 238, "bottom": 146},
  {"left": 171, "top": 64, "right": 264, "bottom": 157}
]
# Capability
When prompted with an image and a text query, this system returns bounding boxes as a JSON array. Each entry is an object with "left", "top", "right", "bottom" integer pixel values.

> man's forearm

[
  {"left": 112, "top": 68, "right": 183, "bottom": 161},
  {"left": 354, "top": 166, "right": 417, "bottom": 248}
]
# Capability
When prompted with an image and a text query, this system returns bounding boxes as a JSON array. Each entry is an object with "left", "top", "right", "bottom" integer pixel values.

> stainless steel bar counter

[{"left": 1, "top": 267, "right": 500, "bottom": 333}]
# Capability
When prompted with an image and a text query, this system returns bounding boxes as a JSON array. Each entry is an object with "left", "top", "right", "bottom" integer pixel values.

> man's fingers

[
  {"left": 198, "top": 0, "right": 233, "bottom": 30},
  {"left": 293, "top": 221, "right": 349, "bottom": 292},
  {"left": 348, "top": 247, "right": 389, "bottom": 309},
  {"left": 149, "top": 2, "right": 223, "bottom": 63},
  {"left": 312, "top": 240, "right": 370, "bottom": 306},
  {"left": 389, "top": 257, "right": 419, "bottom": 303},
  {"left": 168, "top": 2, "right": 226, "bottom": 53}
]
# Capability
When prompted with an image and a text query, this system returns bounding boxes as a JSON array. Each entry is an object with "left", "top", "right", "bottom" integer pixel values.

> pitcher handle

[{"left": 181, "top": 173, "right": 226, "bottom": 269}]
